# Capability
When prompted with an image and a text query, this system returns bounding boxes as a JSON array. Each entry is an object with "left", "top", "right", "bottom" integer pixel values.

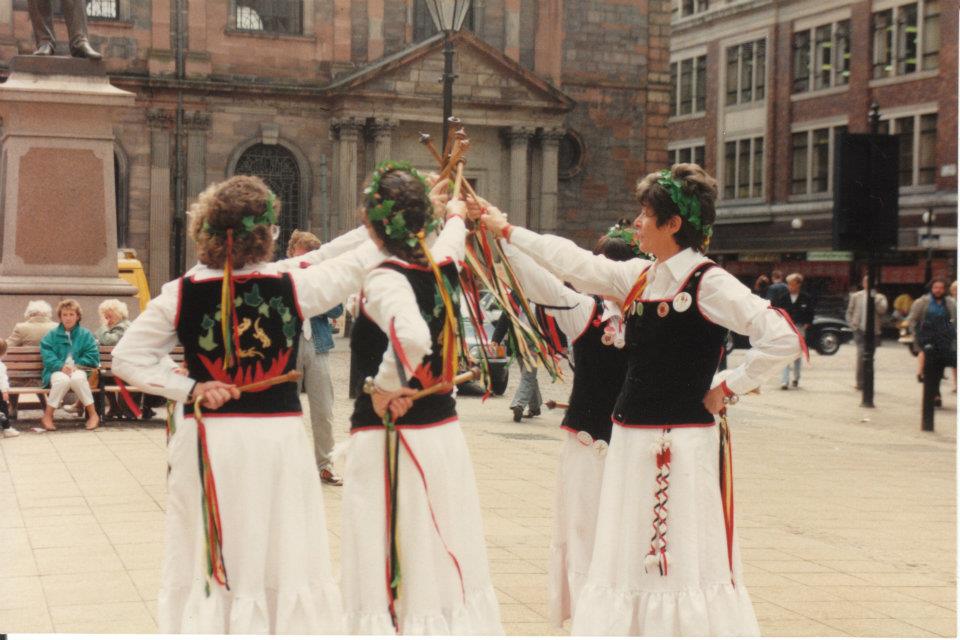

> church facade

[{"left": 0, "top": 0, "right": 669, "bottom": 294}]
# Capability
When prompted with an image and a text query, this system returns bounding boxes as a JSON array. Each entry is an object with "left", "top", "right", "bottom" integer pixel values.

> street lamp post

[
  {"left": 922, "top": 209, "right": 935, "bottom": 284},
  {"left": 861, "top": 102, "right": 882, "bottom": 408},
  {"left": 424, "top": 0, "right": 472, "bottom": 155}
]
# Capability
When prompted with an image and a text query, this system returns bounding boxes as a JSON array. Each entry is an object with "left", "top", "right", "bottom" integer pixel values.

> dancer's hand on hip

[{"left": 702, "top": 385, "right": 726, "bottom": 415}]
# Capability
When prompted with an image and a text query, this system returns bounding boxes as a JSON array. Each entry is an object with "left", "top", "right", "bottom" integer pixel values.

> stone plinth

[{"left": 0, "top": 56, "right": 139, "bottom": 331}]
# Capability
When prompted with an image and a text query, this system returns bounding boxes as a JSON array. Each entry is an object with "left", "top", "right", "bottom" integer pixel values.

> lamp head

[{"left": 425, "top": 0, "right": 472, "bottom": 32}]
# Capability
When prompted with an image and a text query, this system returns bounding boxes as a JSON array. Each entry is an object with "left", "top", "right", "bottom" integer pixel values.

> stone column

[
  {"left": 503, "top": 126, "right": 534, "bottom": 226},
  {"left": 369, "top": 118, "right": 397, "bottom": 167},
  {"left": 148, "top": 109, "right": 174, "bottom": 295},
  {"left": 183, "top": 111, "right": 212, "bottom": 268},
  {"left": 539, "top": 127, "right": 564, "bottom": 234},
  {"left": 331, "top": 117, "right": 363, "bottom": 234}
]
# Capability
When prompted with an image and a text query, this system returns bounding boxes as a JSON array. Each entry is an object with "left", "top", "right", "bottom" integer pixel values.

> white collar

[{"left": 656, "top": 247, "right": 710, "bottom": 283}]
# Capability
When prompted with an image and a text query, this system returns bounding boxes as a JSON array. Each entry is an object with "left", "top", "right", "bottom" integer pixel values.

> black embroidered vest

[
  {"left": 562, "top": 297, "right": 629, "bottom": 442},
  {"left": 176, "top": 273, "right": 302, "bottom": 415},
  {"left": 350, "top": 260, "right": 460, "bottom": 430},
  {"left": 612, "top": 263, "right": 726, "bottom": 427}
]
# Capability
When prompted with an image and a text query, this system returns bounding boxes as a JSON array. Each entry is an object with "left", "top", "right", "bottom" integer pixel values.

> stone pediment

[{"left": 325, "top": 32, "right": 574, "bottom": 114}]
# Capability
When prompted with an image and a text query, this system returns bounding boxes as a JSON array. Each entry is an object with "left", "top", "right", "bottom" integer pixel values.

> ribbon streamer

[{"left": 719, "top": 411, "right": 735, "bottom": 584}]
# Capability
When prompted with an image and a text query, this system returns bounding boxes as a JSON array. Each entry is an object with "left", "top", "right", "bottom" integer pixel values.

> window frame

[
  {"left": 792, "top": 19, "right": 850, "bottom": 95},
  {"left": 228, "top": 0, "right": 307, "bottom": 37},
  {"left": 669, "top": 53, "right": 708, "bottom": 118},
  {"left": 725, "top": 38, "right": 767, "bottom": 107},
  {"left": 871, "top": 0, "right": 939, "bottom": 80},
  {"left": 789, "top": 122, "right": 849, "bottom": 197},
  {"left": 721, "top": 135, "right": 765, "bottom": 201},
  {"left": 668, "top": 140, "right": 707, "bottom": 168},
  {"left": 877, "top": 109, "right": 938, "bottom": 188}
]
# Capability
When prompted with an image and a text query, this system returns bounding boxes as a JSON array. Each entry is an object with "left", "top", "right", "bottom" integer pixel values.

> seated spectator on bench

[
  {"left": 95, "top": 299, "right": 131, "bottom": 346},
  {"left": 7, "top": 300, "right": 58, "bottom": 347},
  {"left": 0, "top": 339, "right": 17, "bottom": 438},
  {"left": 40, "top": 299, "right": 100, "bottom": 431}
]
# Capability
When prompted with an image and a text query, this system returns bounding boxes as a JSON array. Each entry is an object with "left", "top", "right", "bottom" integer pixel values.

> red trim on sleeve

[
  {"left": 388, "top": 317, "right": 415, "bottom": 379},
  {"left": 502, "top": 224, "right": 513, "bottom": 241},
  {"left": 769, "top": 305, "right": 810, "bottom": 362},
  {"left": 721, "top": 380, "right": 735, "bottom": 398}
]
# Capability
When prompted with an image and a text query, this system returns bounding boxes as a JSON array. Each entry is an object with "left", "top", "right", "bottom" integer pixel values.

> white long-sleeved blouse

[
  {"left": 112, "top": 226, "right": 383, "bottom": 402},
  {"left": 361, "top": 216, "right": 468, "bottom": 392},
  {"left": 507, "top": 227, "right": 803, "bottom": 395}
]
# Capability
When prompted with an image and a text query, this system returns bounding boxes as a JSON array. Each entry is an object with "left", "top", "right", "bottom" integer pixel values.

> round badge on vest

[
  {"left": 673, "top": 292, "right": 693, "bottom": 313},
  {"left": 593, "top": 439, "right": 608, "bottom": 457},
  {"left": 576, "top": 430, "right": 594, "bottom": 446},
  {"left": 657, "top": 301, "right": 670, "bottom": 317}
]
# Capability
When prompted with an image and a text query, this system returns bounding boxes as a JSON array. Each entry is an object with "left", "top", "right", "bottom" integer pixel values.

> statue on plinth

[{"left": 28, "top": 0, "right": 102, "bottom": 60}]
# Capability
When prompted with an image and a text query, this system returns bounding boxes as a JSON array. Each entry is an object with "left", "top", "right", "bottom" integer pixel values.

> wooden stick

[
  {"left": 452, "top": 161, "right": 465, "bottom": 200},
  {"left": 410, "top": 367, "right": 480, "bottom": 401},
  {"left": 419, "top": 133, "right": 444, "bottom": 165},
  {"left": 545, "top": 399, "right": 568, "bottom": 410},
  {"left": 236, "top": 371, "right": 301, "bottom": 393}
]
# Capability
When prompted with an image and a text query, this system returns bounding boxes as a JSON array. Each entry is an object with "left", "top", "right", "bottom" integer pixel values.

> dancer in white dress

[
  {"left": 478, "top": 163, "right": 805, "bottom": 636},
  {"left": 496, "top": 222, "right": 636, "bottom": 628},
  {"left": 112, "top": 175, "right": 383, "bottom": 634},
  {"left": 340, "top": 163, "right": 503, "bottom": 635}
]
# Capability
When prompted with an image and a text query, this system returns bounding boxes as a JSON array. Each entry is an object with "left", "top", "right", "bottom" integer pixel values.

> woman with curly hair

[
  {"left": 474, "top": 164, "right": 805, "bottom": 635},
  {"left": 112, "top": 174, "right": 380, "bottom": 634},
  {"left": 340, "top": 162, "right": 502, "bottom": 634}
]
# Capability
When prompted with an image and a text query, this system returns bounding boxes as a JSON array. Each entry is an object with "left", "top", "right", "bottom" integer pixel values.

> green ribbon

[{"left": 656, "top": 170, "right": 712, "bottom": 238}]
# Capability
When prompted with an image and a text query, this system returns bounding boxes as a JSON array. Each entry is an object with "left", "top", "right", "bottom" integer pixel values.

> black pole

[
  {"left": 861, "top": 102, "right": 881, "bottom": 408},
  {"left": 923, "top": 211, "right": 934, "bottom": 284},
  {"left": 441, "top": 33, "right": 455, "bottom": 157},
  {"left": 172, "top": 0, "right": 187, "bottom": 276}
]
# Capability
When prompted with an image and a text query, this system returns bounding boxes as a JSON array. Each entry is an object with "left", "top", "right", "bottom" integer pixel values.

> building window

[
  {"left": 790, "top": 125, "right": 847, "bottom": 195},
  {"left": 878, "top": 112, "right": 938, "bottom": 187},
  {"left": 52, "top": 0, "right": 119, "bottom": 20},
  {"left": 670, "top": 54, "right": 707, "bottom": 117},
  {"left": 234, "top": 144, "right": 304, "bottom": 255},
  {"left": 670, "top": 144, "right": 706, "bottom": 168},
  {"left": 723, "top": 136, "right": 763, "bottom": 200},
  {"left": 725, "top": 38, "right": 766, "bottom": 106},
  {"left": 872, "top": 1, "right": 939, "bottom": 79},
  {"left": 413, "top": 0, "right": 475, "bottom": 41},
  {"left": 233, "top": 0, "right": 303, "bottom": 35},
  {"left": 676, "top": 0, "right": 709, "bottom": 18},
  {"left": 792, "top": 19, "right": 850, "bottom": 93}
]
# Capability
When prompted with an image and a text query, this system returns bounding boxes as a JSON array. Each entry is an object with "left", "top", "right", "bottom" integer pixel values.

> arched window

[
  {"left": 233, "top": 0, "right": 303, "bottom": 35},
  {"left": 234, "top": 143, "right": 303, "bottom": 257}
]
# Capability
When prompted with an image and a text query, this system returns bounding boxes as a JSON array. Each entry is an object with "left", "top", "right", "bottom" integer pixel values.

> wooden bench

[
  {"left": 97, "top": 345, "right": 185, "bottom": 423},
  {"left": 3, "top": 345, "right": 185, "bottom": 423}
]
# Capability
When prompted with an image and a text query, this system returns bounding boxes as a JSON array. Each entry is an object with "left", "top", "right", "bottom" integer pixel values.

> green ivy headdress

[
  {"left": 364, "top": 160, "right": 441, "bottom": 248},
  {"left": 606, "top": 221, "right": 652, "bottom": 259},
  {"left": 656, "top": 170, "right": 713, "bottom": 240},
  {"left": 203, "top": 190, "right": 278, "bottom": 237}
]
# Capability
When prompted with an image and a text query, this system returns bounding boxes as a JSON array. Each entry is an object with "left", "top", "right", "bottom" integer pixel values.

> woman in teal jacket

[{"left": 40, "top": 299, "right": 100, "bottom": 430}]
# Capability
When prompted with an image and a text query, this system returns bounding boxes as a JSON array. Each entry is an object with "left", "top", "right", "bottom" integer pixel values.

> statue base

[{"left": 0, "top": 56, "right": 139, "bottom": 331}]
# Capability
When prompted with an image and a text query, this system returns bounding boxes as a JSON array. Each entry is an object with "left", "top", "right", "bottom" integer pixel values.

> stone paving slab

[{"left": 0, "top": 338, "right": 955, "bottom": 635}]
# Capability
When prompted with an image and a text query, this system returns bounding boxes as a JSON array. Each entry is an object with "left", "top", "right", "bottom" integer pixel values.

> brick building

[
  {"left": 669, "top": 0, "right": 957, "bottom": 304},
  {"left": 0, "top": 0, "right": 670, "bottom": 295}
]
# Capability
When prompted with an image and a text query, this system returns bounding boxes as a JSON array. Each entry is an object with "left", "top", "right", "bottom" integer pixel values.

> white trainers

[{"left": 3, "top": 427, "right": 20, "bottom": 437}]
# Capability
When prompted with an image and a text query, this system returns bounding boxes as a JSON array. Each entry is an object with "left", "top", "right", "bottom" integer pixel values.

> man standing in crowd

[
  {"left": 774, "top": 273, "right": 814, "bottom": 389},
  {"left": 846, "top": 275, "right": 889, "bottom": 390},
  {"left": 908, "top": 276, "right": 957, "bottom": 405},
  {"left": 766, "top": 269, "right": 788, "bottom": 301},
  {"left": 288, "top": 231, "right": 345, "bottom": 486}
]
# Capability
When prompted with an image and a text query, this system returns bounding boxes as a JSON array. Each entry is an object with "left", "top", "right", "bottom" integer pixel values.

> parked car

[
  {"left": 726, "top": 315, "right": 854, "bottom": 356},
  {"left": 459, "top": 316, "right": 510, "bottom": 396}
]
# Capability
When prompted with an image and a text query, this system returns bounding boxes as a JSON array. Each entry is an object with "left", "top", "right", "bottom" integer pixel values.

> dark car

[
  {"left": 726, "top": 315, "right": 854, "bottom": 356},
  {"left": 459, "top": 318, "right": 510, "bottom": 396}
]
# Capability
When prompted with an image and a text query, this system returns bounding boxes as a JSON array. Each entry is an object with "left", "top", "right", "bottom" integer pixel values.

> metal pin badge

[
  {"left": 657, "top": 301, "right": 670, "bottom": 317},
  {"left": 673, "top": 292, "right": 692, "bottom": 313}
]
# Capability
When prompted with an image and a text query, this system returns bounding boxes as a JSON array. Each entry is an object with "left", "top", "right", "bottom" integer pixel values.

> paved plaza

[{"left": 0, "top": 338, "right": 955, "bottom": 635}]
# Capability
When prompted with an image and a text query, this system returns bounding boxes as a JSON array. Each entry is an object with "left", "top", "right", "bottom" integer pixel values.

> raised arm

[
  {"left": 361, "top": 268, "right": 432, "bottom": 392},
  {"left": 427, "top": 213, "right": 467, "bottom": 267},
  {"left": 274, "top": 225, "right": 371, "bottom": 272},
  {"left": 290, "top": 241, "right": 388, "bottom": 319},
  {"left": 701, "top": 269, "right": 804, "bottom": 396},
  {"left": 111, "top": 280, "right": 196, "bottom": 403},
  {"left": 477, "top": 206, "right": 648, "bottom": 300},
  {"left": 501, "top": 241, "right": 596, "bottom": 340}
]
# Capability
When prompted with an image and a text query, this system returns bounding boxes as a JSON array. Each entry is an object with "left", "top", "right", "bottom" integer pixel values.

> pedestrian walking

[
  {"left": 492, "top": 291, "right": 543, "bottom": 422},
  {"left": 287, "top": 230, "right": 345, "bottom": 486},
  {"left": 473, "top": 163, "right": 803, "bottom": 636},
  {"left": 112, "top": 175, "right": 379, "bottom": 634},
  {"left": 846, "top": 275, "right": 889, "bottom": 390},
  {"left": 773, "top": 273, "right": 814, "bottom": 389},
  {"left": 907, "top": 276, "right": 957, "bottom": 405}
]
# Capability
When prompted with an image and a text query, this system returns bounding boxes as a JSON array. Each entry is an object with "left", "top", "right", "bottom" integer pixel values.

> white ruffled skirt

[
  {"left": 159, "top": 410, "right": 343, "bottom": 634},
  {"left": 340, "top": 419, "right": 503, "bottom": 635},
  {"left": 570, "top": 423, "right": 760, "bottom": 636},
  {"left": 547, "top": 430, "right": 606, "bottom": 628}
]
